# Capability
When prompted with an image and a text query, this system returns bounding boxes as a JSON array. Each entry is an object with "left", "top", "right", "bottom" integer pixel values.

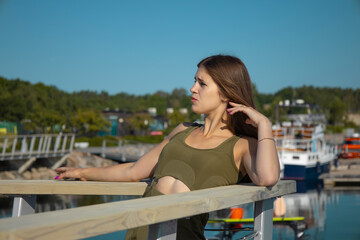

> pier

[
  {"left": 320, "top": 158, "right": 360, "bottom": 188},
  {"left": 0, "top": 180, "right": 296, "bottom": 240},
  {"left": 78, "top": 139, "right": 155, "bottom": 162},
  {"left": 0, "top": 134, "right": 75, "bottom": 175},
  {"left": 0, "top": 134, "right": 75, "bottom": 161}
]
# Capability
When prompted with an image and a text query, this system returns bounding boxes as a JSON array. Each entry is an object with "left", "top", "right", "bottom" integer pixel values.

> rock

[
  {"left": 4, "top": 171, "right": 16, "bottom": 180},
  {"left": 67, "top": 151, "right": 117, "bottom": 168},
  {"left": 0, "top": 151, "right": 118, "bottom": 180},
  {"left": 23, "top": 171, "right": 32, "bottom": 180},
  {"left": 31, "top": 168, "right": 41, "bottom": 180}
]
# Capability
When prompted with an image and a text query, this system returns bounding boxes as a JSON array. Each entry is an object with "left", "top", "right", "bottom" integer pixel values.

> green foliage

[
  {"left": 327, "top": 97, "right": 346, "bottom": 125},
  {"left": 257, "top": 85, "right": 360, "bottom": 126},
  {"left": 326, "top": 125, "right": 344, "bottom": 134},
  {"left": 126, "top": 112, "right": 153, "bottom": 135},
  {"left": 166, "top": 111, "right": 190, "bottom": 131},
  {"left": 1, "top": 76, "right": 359, "bottom": 133},
  {"left": 72, "top": 109, "right": 111, "bottom": 137}
]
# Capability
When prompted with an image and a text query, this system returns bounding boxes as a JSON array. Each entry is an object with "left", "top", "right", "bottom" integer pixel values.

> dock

[
  {"left": 320, "top": 158, "right": 360, "bottom": 188},
  {"left": 77, "top": 139, "right": 156, "bottom": 162}
]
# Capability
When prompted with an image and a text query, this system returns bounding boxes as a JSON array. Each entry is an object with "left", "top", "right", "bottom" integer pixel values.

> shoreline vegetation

[{"left": 0, "top": 76, "right": 359, "bottom": 137}]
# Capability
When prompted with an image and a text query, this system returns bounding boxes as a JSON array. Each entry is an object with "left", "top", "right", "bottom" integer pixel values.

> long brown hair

[{"left": 197, "top": 55, "right": 257, "bottom": 138}]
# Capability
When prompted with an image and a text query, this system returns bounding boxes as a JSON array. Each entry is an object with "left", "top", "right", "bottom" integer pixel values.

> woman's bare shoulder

[{"left": 167, "top": 122, "right": 195, "bottom": 139}]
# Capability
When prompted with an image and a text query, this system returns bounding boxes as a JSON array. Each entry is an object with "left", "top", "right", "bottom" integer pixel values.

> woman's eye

[{"left": 194, "top": 79, "right": 206, "bottom": 86}]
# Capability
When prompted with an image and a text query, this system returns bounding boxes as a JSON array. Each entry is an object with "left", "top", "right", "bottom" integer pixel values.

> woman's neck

[{"left": 202, "top": 111, "right": 231, "bottom": 137}]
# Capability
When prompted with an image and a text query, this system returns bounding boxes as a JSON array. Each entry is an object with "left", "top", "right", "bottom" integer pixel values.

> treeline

[
  {"left": 257, "top": 86, "right": 360, "bottom": 127},
  {"left": 0, "top": 76, "right": 194, "bottom": 134},
  {"left": 0, "top": 76, "right": 359, "bottom": 134}
]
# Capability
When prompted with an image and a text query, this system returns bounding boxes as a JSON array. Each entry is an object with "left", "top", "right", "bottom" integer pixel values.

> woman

[{"left": 56, "top": 55, "right": 280, "bottom": 239}]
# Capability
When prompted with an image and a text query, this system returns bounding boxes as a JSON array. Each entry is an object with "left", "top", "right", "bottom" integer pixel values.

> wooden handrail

[
  {"left": 0, "top": 180, "right": 147, "bottom": 196},
  {"left": 0, "top": 180, "right": 296, "bottom": 240}
]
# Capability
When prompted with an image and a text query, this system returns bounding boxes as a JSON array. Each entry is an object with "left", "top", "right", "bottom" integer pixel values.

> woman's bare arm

[
  {"left": 56, "top": 123, "right": 189, "bottom": 182},
  {"left": 240, "top": 119, "right": 280, "bottom": 186},
  {"left": 228, "top": 102, "right": 280, "bottom": 186}
]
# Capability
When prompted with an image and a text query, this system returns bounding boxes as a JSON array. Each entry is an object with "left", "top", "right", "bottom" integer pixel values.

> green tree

[
  {"left": 165, "top": 110, "right": 190, "bottom": 134},
  {"left": 328, "top": 97, "right": 346, "bottom": 125},
  {"left": 25, "top": 107, "right": 64, "bottom": 133},
  {"left": 126, "top": 112, "right": 153, "bottom": 135},
  {"left": 72, "top": 109, "right": 110, "bottom": 136}
]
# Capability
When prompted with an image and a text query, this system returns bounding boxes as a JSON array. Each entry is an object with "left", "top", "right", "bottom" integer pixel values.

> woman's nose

[{"left": 190, "top": 82, "right": 197, "bottom": 93}]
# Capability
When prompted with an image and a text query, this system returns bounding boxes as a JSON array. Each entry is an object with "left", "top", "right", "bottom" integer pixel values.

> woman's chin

[{"left": 191, "top": 106, "right": 201, "bottom": 114}]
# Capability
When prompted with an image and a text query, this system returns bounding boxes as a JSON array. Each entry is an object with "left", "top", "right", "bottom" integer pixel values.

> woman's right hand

[{"left": 55, "top": 167, "right": 87, "bottom": 181}]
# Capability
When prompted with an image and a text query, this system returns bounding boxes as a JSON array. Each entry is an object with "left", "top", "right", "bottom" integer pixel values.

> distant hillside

[{"left": 1, "top": 76, "right": 359, "bottom": 129}]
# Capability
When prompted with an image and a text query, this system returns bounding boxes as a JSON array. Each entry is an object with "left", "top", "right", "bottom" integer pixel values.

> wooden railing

[{"left": 0, "top": 180, "right": 296, "bottom": 240}]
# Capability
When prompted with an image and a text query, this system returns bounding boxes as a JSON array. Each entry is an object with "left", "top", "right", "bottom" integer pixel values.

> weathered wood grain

[
  {"left": 0, "top": 180, "right": 147, "bottom": 196},
  {"left": 0, "top": 180, "right": 296, "bottom": 240}
]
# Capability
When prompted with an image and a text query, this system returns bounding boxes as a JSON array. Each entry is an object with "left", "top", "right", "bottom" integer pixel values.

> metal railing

[{"left": 0, "top": 134, "right": 75, "bottom": 161}]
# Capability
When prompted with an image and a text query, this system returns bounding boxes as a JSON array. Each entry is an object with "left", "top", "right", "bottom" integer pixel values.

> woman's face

[{"left": 190, "top": 66, "right": 227, "bottom": 115}]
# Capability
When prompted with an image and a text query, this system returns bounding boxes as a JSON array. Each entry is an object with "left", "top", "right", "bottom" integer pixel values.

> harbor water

[{"left": 1, "top": 181, "right": 359, "bottom": 240}]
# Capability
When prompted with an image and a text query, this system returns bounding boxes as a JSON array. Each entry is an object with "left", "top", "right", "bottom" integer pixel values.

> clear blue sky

[{"left": 0, "top": 0, "right": 359, "bottom": 95}]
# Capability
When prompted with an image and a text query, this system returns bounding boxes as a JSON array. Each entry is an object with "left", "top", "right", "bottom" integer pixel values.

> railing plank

[
  {"left": 0, "top": 180, "right": 148, "bottom": 196},
  {"left": 0, "top": 181, "right": 296, "bottom": 240}
]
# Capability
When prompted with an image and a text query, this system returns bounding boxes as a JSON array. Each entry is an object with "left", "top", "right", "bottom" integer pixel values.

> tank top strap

[{"left": 216, "top": 134, "right": 242, "bottom": 153}]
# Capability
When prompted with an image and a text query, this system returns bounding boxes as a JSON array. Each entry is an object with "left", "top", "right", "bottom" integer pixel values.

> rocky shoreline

[{"left": 0, "top": 151, "right": 118, "bottom": 180}]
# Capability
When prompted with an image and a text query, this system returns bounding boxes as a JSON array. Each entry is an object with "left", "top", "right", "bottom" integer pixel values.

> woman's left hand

[{"left": 226, "top": 102, "right": 270, "bottom": 128}]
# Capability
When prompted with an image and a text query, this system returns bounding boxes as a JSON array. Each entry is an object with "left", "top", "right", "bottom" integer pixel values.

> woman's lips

[{"left": 191, "top": 97, "right": 197, "bottom": 102}]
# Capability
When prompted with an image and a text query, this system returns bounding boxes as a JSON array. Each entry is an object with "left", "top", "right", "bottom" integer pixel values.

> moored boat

[
  {"left": 273, "top": 100, "right": 338, "bottom": 180},
  {"left": 338, "top": 133, "right": 360, "bottom": 159}
]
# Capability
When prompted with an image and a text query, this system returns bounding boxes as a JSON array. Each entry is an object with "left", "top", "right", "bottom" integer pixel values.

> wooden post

[
  {"left": 28, "top": 136, "right": 36, "bottom": 158},
  {"left": 11, "top": 137, "right": 17, "bottom": 159},
  {"left": 18, "top": 157, "right": 37, "bottom": 174},
  {"left": 254, "top": 198, "right": 274, "bottom": 240},
  {"left": 118, "top": 140, "right": 122, "bottom": 154},
  {"left": 12, "top": 195, "right": 36, "bottom": 217},
  {"left": 101, "top": 140, "right": 106, "bottom": 158},
  {"left": 45, "top": 136, "right": 52, "bottom": 157},
  {"left": 69, "top": 134, "right": 75, "bottom": 152},
  {"left": 20, "top": 137, "right": 28, "bottom": 155},
  {"left": 121, "top": 144, "right": 127, "bottom": 161},
  {"left": 61, "top": 135, "right": 68, "bottom": 153},
  {"left": 37, "top": 136, "right": 44, "bottom": 156},
  {"left": 54, "top": 134, "right": 61, "bottom": 156},
  {"left": 51, "top": 154, "right": 69, "bottom": 170},
  {"left": 1, "top": 137, "right": 8, "bottom": 157}
]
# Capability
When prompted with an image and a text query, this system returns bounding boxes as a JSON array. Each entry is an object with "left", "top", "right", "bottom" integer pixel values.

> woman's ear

[{"left": 220, "top": 94, "right": 229, "bottom": 103}]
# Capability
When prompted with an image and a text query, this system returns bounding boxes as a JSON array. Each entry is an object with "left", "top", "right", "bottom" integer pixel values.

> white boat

[{"left": 273, "top": 100, "right": 338, "bottom": 180}]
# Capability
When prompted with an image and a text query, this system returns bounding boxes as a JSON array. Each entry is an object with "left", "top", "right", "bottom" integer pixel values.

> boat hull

[{"left": 283, "top": 162, "right": 331, "bottom": 180}]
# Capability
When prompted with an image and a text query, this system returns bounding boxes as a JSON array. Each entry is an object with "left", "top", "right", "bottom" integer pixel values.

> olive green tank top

[{"left": 153, "top": 124, "right": 247, "bottom": 191}]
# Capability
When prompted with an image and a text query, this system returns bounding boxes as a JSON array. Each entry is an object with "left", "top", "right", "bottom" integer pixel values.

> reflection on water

[
  {"left": 280, "top": 181, "right": 360, "bottom": 240},
  {"left": 205, "top": 180, "right": 360, "bottom": 240},
  {"left": 1, "top": 182, "right": 360, "bottom": 240}
]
